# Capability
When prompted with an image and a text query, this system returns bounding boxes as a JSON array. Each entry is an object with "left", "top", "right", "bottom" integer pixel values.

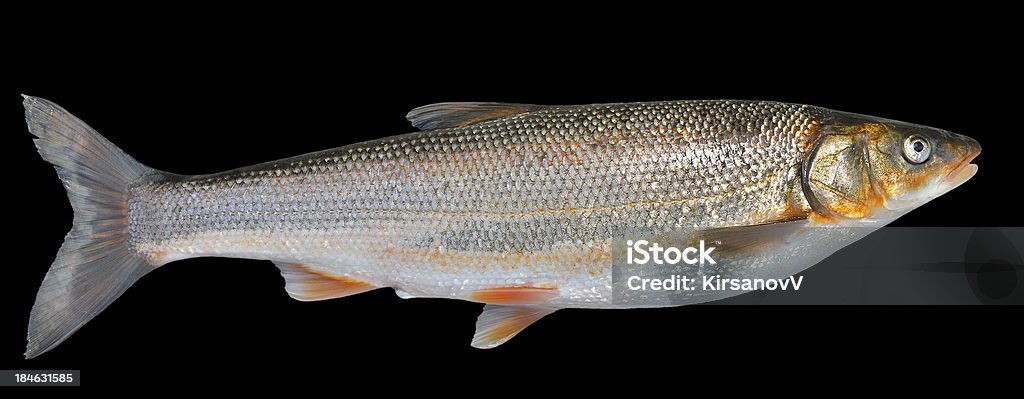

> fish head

[
  {"left": 805, "top": 117, "right": 980, "bottom": 224},
  {"left": 864, "top": 122, "right": 980, "bottom": 214}
]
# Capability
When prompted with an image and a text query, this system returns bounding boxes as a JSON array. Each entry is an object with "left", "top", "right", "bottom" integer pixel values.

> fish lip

[
  {"left": 941, "top": 149, "right": 980, "bottom": 187},
  {"left": 943, "top": 162, "right": 978, "bottom": 186}
]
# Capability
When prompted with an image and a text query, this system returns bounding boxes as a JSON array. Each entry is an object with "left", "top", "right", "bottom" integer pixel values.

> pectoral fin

[
  {"left": 692, "top": 218, "right": 808, "bottom": 258},
  {"left": 273, "top": 262, "right": 378, "bottom": 301},
  {"left": 472, "top": 305, "right": 558, "bottom": 349}
]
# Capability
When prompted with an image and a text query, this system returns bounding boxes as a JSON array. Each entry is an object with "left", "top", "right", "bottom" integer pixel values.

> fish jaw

[
  {"left": 937, "top": 135, "right": 981, "bottom": 193},
  {"left": 939, "top": 161, "right": 979, "bottom": 193}
]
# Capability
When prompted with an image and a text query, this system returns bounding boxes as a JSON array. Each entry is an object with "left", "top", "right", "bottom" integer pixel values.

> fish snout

[
  {"left": 938, "top": 132, "right": 981, "bottom": 188},
  {"left": 956, "top": 134, "right": 982, "bottom": 163}
]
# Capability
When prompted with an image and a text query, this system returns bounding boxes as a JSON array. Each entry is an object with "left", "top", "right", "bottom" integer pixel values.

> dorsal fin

[{"left": 405, "top": 102, "right": 543, "bottom": 130}]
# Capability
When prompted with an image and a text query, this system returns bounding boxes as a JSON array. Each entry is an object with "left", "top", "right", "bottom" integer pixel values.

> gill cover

[{"left": 802, "top": 128, "right": 879, "bottom": 220}]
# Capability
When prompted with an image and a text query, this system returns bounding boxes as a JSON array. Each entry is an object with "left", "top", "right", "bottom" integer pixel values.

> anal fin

[
  {"left": 274, "top": 262, "right": 377, "bottom": 301},
  {"left": 472, "top": 305, "right": 558, "bottom": 349}
]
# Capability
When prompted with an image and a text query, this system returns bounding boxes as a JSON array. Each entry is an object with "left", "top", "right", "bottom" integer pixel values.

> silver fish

[{"left": 23, "top": 96, "right": 980, "bottom": 357}]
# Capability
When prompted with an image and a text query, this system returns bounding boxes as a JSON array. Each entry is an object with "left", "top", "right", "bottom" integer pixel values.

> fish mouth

[
  {"left": 942, "top": 162, "right": 978, "bottom": 188},
  {"left": 940, "top": 148, "right": 980, "bottom": 189}
]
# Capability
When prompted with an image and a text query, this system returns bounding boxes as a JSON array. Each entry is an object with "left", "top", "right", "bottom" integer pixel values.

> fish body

[{"left": 23, "top": 97, "right": 980, "bottom": 357}]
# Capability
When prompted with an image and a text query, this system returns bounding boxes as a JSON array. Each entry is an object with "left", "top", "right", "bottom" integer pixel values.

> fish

[{"left": 22, "top": 96, "right": 980, "bottom": 357}]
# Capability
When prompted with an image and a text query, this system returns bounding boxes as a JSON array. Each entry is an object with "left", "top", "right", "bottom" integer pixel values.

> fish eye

[{"left": 903, "top": 134, "right": 930, "bottom": 164}]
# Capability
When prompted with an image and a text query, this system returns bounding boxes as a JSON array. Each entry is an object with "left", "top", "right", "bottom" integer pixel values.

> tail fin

[{"left": 23, "top": 95, "right": 158, "bottom": 358}]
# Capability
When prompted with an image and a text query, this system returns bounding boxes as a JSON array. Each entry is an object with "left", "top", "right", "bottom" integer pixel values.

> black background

[{"left": 1, "top": 12, "right": 1021, "bottom": 386}]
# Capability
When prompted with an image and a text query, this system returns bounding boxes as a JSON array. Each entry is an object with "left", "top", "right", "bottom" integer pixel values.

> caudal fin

[{"left": 24, "top": 96, "right": 159, "bottom": 358}]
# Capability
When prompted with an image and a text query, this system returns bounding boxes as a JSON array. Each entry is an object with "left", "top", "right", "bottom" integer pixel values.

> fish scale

[{"left": 125, "top": 100, "right": 822, "bottom": 305}]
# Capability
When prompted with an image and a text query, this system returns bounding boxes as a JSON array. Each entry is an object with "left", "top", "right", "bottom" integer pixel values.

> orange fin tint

[
  {"left": 470, "top": 286, "right": 559, "bottom": 305},
  {"left": 472, "top": 305, "right": 558, "bottom": 349},
  {"left": 274, "top": 262, "right": 377, "bottom": 301}
]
